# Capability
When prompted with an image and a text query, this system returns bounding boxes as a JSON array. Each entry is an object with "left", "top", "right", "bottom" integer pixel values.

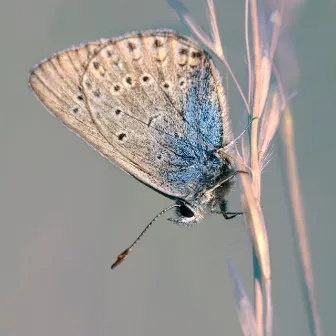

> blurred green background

[{"left": 1, "top": 0, "right": 335, "bottom": 335}]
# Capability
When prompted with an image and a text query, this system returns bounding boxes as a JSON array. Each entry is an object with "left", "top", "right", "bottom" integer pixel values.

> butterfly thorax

[{"left": 171, "top": 151, "right": 235, "bottom": 227}]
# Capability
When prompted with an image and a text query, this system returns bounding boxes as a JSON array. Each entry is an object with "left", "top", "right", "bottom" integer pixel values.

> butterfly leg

[
  {"left": 222, "top": 211, "right": 243, "bottom": 220},
  {"left": 211, "top": 200, "right": 243, "bottom": 220}
]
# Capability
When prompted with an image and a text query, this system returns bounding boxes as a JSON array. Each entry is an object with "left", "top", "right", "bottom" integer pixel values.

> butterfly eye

[{"left": 179, "top": 204, "right": 194, "bottom": 218}]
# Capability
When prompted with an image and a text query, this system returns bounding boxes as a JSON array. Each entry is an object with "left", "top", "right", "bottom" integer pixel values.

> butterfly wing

[{"left": 29, "top": 30, "right": 232, "bottom": 200}]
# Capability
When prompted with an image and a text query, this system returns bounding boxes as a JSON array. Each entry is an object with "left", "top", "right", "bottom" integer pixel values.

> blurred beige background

[{"left": 1, "top": 0, "right": 336, "bottom": 335}]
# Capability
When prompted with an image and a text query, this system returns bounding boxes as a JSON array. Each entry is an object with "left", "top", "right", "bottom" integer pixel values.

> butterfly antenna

[{"left": 111, "top": 204, "right": 180, "bottom": 269}]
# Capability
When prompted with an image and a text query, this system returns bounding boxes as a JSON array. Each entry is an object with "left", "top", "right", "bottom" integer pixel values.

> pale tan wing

[
  {"left": 82, "top": 30, "right": 230, "bottom": 198},
  {"left": 29, "top": 30, "right": 230, "bottom": 199}
]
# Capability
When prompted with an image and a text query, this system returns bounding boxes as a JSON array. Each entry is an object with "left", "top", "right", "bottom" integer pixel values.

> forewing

[{"left": 29, "top": 30, "right": 231, "bottom": 199}]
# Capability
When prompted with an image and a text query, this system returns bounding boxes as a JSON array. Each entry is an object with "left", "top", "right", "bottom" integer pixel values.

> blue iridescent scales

[{"left": 29, "top": 30, "right": 235, "bottom": 226}]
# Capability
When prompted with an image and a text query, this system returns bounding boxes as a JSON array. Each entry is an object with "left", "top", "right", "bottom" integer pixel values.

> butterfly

[{"left": 29, "top": 30, "right": 241, "bottom": 266}]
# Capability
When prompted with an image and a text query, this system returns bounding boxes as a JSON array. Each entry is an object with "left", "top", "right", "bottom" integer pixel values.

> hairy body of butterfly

[{"left": 29, "top": 29, "right": 236, "bottom": 226}]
